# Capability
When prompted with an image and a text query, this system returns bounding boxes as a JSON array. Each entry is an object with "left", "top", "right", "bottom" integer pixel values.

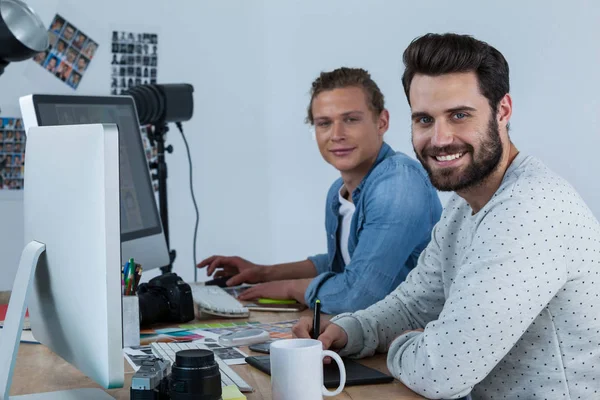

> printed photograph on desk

[
  {"left": 110, "top": 30, "right": 158, "bottom": 96},
  {"left": 0, "top": 117, "right": 26, "bottom": 191},
  {"left": 123, "top": 345, "right": 155, "bottom": 371},
  {"left": 202, "top": 343, "right": 249, "bottom": 365},
  {"left": 31, "top": 14, "right": 98, "bottom": 89},
  {"left": 182, "top": 320, "right": 297, "bottom": 340},
  {"left": 139, "top": 327, "right": 204, "bottom": 345}
]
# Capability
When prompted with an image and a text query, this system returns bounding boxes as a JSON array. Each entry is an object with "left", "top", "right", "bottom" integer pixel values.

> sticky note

[{"left": 222, "top": 385, "right": 246, "bottom": 400}]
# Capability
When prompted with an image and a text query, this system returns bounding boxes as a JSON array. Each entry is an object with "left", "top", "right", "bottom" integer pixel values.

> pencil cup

[{"left": 122, "top": 295, "right": 140, "bottom": 347}]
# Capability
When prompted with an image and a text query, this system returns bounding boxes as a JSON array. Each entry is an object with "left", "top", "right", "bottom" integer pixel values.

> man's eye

[
  {"left": 419, "top": 116, "right": 433, "bottom": 124},
  {"left": 317, "top": 121, "right": 331, "bottom": 127},
  {"left": 345, "top": 117, "right": 360, "bottom": 123},
  {"left": 454, "top": 112, "right": 467, "bottom": 120}
]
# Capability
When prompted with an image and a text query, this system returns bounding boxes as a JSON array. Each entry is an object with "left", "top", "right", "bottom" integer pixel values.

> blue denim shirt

[{"left": 305, "top": 142, "right": 442, "bottom": 314}]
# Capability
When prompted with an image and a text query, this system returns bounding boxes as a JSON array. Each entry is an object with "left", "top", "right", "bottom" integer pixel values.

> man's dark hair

[
  {"left": 401, "top": 33, "right": 510, "bottom": 114},
  {"left": 306, "top": 67, "right": 385, "bottom": 125}
]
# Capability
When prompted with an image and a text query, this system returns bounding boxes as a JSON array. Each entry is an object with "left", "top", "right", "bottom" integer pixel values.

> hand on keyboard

[{"left": 196, "top": 255, "right": 266, "bottom": 287}]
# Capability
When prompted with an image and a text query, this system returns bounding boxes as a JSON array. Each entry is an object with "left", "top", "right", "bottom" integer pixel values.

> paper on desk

[
  {"left": 189, "top": 329, "right": 221, "bottom": 340},
  {"left": 202, "top": 342, "right": 248, "bottom": 365},
  {"left": 123, "top": 346, "right": 156, "bottom": 371},
  {"left": 123, "top": 341, "right": 249, "bottom": 370},
  {"left": 222, "top": 385, "right": 247, "bottom": 400},
  {"left": 19, "top": 330, "right": 39, "bottom": 344}
]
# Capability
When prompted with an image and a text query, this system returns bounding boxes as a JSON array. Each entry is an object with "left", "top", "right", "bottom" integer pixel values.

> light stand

[
  {"left": 147, "top": 123, "right": 175, "bottom": 274},
  {"left": 125, "top": 83, "right": 194, "bottom": 275}
]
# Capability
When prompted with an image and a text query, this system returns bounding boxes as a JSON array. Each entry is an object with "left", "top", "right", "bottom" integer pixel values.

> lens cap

[{"left": 175, "top": 349, "right": 215, "bottom": 369}]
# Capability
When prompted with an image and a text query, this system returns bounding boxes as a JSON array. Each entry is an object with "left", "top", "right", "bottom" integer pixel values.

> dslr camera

[
  {"left": 131, "top": 349, "right": 222, "bottom": 400},
  {"left": 137, "top": 272, "right": 195, "bottom": 327}
]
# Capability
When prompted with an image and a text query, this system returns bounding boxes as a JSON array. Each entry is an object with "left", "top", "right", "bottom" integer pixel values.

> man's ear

[
  {"left": 378, "top": 109, "right": 390, "bottom": 136},
  {"left": 497, "top": 93, "right": 512, "bottom": 130}
]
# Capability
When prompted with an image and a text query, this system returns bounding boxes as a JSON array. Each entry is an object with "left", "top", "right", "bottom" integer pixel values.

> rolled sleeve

[{"left": 306, "top": 253, "right": 329, "bottom": 275}]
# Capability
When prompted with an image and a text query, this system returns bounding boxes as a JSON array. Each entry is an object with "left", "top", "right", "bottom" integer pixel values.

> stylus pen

[{"left": 312, "top": 299, "right": 321, "bottom": 339}]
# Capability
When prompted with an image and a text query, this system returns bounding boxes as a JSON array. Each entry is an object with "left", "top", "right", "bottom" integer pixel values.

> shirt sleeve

[
  {"left": 330, "top": 225, "right": 446, "bottom": 357},
  {"left": 360, "top": 196, "right": 566, "bottom": 399},
  {"left": 307, "top": 253, "right": 329, "bottom": 275},
  {"left": 304, "top": 164, "right": 440, "bottom": 314}
]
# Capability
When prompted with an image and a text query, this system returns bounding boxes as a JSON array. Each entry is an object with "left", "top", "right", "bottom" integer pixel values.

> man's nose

[
  {"left": 431, "top": 121, "right": 453, "bottom": 148},
  {"left": 331, "top": 121, "right": 345, "bottom": 141}
]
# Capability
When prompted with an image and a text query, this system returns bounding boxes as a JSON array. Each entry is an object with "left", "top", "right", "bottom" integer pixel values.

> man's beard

[{"left": 414, "top": 115, "right": 503, "bottom": 192}]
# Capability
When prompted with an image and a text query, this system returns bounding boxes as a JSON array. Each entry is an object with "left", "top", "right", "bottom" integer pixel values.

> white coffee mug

[{"left": 270, "top": 338, "right": 346, "bottom": 400}]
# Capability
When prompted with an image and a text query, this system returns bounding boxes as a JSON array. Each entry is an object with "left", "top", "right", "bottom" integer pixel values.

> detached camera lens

[{"left": 169, "top": 349, "right": 222, "bottom": 400}]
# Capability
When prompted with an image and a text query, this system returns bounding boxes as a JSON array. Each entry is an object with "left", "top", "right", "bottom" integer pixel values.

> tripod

[{"left": 146, "top": 123, "right": 176, "bottom": 274}]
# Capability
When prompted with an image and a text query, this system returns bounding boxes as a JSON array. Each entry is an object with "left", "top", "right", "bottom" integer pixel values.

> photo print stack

[
  {"left": 110, "top": 31, "right": 158, "bottom": 95},
  {"left": 32, "top": 14, "right": 98, "bottom": 90},
  {"left": 0, "top": 118, "right": 26, "bottom": 190}
]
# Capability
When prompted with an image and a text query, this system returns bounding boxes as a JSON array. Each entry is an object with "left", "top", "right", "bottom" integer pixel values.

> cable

[{"left": 175, "top": 122, "right": 200, "bottom": 282}]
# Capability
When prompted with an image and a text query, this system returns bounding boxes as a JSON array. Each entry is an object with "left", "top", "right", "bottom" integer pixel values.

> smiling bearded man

[{"left": 292, "top": 33, "right": 600, "bottom": 400}]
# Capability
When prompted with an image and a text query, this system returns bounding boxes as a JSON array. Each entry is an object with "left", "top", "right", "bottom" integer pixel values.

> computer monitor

[
  {"left": 0, "top": 123, "right": 123, "bottom": 399},
  {"left": 19, "top": 94, "right": 170, "bottom": 271}
]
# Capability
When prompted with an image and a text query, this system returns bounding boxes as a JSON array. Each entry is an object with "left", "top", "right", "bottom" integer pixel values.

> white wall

[
  {"left": 1, "top": 0, "right": 599, "bottom": 290},
  {"left": 262, "top": 0, "right": 600, "bottom": 262}
]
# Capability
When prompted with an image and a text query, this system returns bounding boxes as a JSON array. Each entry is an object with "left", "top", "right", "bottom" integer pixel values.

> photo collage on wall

[
  {"left": 110, "top": 31, "right": 158, "bottom": 95},
  {"left": 111, "top": 30, "right": 160, "bottom": 192},
  {"left": 0, "top": 118, "right": 26, "bottom": 190},
  {"left": 32, "top": 14, "right": 98, "bottom": 89}
]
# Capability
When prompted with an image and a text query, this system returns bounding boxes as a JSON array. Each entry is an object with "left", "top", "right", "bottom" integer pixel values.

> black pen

[{"left": 312, "top": 299, "right": 321, "bottom": 339}]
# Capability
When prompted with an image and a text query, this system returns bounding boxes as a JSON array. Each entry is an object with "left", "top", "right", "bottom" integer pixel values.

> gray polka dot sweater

[{"left": 331, "top": 153, "right": 600, "bottom": 399}]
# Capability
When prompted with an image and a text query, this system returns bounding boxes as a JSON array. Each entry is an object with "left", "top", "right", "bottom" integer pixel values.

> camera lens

[{"left": 170, "top": 349, "right": 222, "bottom": 400}]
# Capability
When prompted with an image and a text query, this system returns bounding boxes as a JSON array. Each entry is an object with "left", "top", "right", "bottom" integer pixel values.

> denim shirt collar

[{"left": 331, "top": 142, "right": 395, "bottom": 211}]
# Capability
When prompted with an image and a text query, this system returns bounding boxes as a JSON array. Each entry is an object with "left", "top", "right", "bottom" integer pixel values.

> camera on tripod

[
  {"left": 131, "top": 349, "right": 222, "bottom": 400},
  {"left": 137, "top": 272, "right": 195, "bottom": 327}
]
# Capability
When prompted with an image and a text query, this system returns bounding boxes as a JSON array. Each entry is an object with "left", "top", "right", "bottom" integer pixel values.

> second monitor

[{"left": 20, "top": 94, "right": 170, "bottom": 271}]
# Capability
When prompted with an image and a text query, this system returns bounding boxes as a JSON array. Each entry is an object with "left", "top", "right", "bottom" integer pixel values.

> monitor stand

[{"left": 0, "top": 241, "right": 114, "bottom": 400}]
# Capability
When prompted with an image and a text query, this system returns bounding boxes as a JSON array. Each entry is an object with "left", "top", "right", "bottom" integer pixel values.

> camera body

[
  {"left": 137, "top": 272, "right": 195, "bottom": 326},
  {"left": 130, "top": 357, "right": 171, "bottom": 400}
]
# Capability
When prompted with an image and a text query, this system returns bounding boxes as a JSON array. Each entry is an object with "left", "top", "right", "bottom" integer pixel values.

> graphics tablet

[{"left": 245, "top": 355, "right": 394, "bottom": 387}]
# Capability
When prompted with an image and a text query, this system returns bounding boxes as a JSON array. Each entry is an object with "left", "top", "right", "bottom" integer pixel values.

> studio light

[
  {"left": 0, "top": 0, "right": 48, "bottom": 76},
  {"left": 124, "top": 83, "right": 195, "bottom": 275},
  {"left": 126, "top": 83, "right": 194, "bottom": 126}
]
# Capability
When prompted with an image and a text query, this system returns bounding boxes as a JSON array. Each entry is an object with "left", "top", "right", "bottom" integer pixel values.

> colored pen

[
  {"left": 312, "top": 299, "right": 321, "bottom": 339},
  {"left": 128, "top": 258, "right": 135, "bottom": 296}
]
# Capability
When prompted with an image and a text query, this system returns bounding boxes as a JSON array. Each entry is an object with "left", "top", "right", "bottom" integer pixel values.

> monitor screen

[{"left": 33, "top": 96, "right": 161, "bottom": 242}]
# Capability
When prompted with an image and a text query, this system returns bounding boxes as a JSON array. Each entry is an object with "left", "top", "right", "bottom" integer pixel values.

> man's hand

[
  {"left": 292, "top": 316, "right": 348, "bottom": 351},
  {"left": 236, "top": 279, "right": 312, "bottom": 304},
  {"left": 196, "top": 255, "right": 267, "bottom": 286}
]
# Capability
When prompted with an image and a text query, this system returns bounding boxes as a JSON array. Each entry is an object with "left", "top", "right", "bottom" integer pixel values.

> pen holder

[{"left": 122, "top": 295, "right": 140, "bottom": 347}]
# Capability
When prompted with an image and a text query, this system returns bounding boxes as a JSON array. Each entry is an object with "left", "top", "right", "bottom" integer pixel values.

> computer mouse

[{"left": 205, "top": 276, "right": 231, "bottom": 287}]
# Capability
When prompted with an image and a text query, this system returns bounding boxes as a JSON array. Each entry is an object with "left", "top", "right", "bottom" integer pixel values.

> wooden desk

[{"left": 9, "top": 308, "right": 424, "bottom": 399}]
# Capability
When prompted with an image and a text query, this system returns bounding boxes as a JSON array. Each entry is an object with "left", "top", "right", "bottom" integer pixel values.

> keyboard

[
  {"left": 191, "top": 284, "right": 250, "bottom": 318},
  {"left": 150, "top": 341, "right": 253, "bottom": 393}
]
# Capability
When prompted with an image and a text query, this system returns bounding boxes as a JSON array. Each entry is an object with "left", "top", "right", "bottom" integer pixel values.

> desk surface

[{"left": 9, "top": 306, "right": 424, "bottom": 399}]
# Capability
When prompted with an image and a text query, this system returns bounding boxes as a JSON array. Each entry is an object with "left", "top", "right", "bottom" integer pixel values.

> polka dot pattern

[{"left": 332, "top": 154, "right": 600, "bottom": 399}]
